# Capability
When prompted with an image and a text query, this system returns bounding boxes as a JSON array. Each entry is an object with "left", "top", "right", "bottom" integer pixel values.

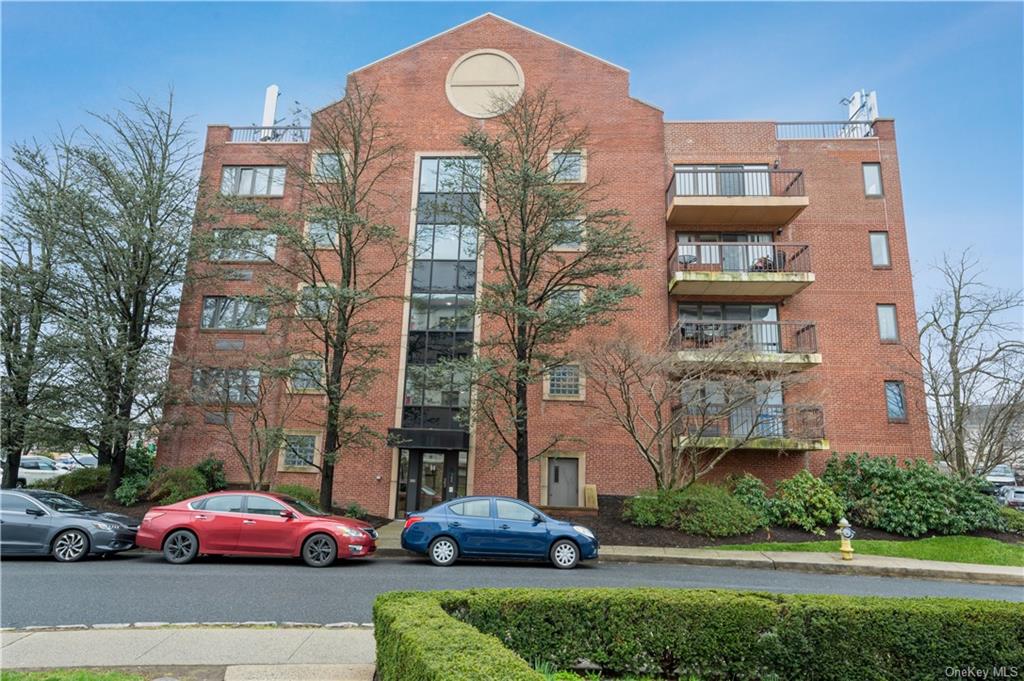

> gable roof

[{"left": 348, "top": 12, "right": 629, "bottom": 76}]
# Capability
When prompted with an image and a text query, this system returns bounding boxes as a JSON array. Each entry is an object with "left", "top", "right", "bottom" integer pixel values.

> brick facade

[{"left": 157, "top": 14, "right": 930, "bottom": 517}]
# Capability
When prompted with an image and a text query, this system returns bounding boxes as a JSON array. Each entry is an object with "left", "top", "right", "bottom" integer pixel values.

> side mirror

[
  {"left": 532, "top": 513, "right": 543, "bottom": 524},
  {"left": 26, "top": 507, "right": 45, "bottom": 517},
  {"left": 279, "top": 510, "right": 295, "bottom": 519}
]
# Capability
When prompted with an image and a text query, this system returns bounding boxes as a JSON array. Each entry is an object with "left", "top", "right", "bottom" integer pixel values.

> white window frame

[
  {"left": 549, "top": 150, "right": 586, "bottom": 183},
  {"left": 869, "top": 231, "right": 891, "bottom": 268},
  {"left": 220, "top": 166, "right": 286, "bottom": 197},
  {"left": 311, "top": 150, "right": 349, "bottom": 183},
  {"left": 551, "top": 217, "right": 586, "bottom": 252},
  {"left": 876, "top": 304, "right": 899, "bottom": 343},
  {"left": 288, "top": 355, "right": 326, "bottom": 394},
  {"left": 200, "top": 296, "right": 269, "bottom": 331},
  {"left": 209, "top": 229, "right": 277, "bottom": 262},
  {"left": 278, "top": 431, "right": 322, "bottom": 472},
  {"left": 543, "top": 364, "right": 585, "bottom": 401},
  {"left": 862, "top": 162, "right": 883, "bottom": 198}
]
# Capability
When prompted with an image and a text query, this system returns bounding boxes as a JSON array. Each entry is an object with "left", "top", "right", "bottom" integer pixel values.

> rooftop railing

[
  {"left": 673, "top": 319, "right": 818, "bottom": 355},
  {"left": 775, "top": 121, "right": 876, "bottom": 140},
  {"left": 669, "top": 242, "right": 813, "bottom": 275},
  {"left": 229, "top": 126, "right": 310, "bottom": 143},
  {"left": 666, "top": 168, "right": 805, "bottom": 211}
]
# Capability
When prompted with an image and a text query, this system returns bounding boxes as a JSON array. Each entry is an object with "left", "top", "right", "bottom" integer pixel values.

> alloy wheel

[
  {"left": 165, "top": 531, "right": 197, "bottom": 563},
  {"left": 303, "top": 535, "right": 336, "bottom": 567},
  {"left": 53, "top": 530, "right": 87, "bottom": 562}
]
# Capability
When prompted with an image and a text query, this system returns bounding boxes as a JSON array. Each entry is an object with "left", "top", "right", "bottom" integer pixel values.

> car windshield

[
  {"left": 32, "top": 492, "right": 91, "bottom": 513},
  {"left": 991, "top": 466, "right": 1013, "bottom": 475},
  {"left": 281, "top": 497, "right": 328, "bottom": 517}
]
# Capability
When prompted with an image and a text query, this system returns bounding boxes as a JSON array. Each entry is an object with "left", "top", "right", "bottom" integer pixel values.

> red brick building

[{"left": 158, "top": 14, "right": 930, "bottom": 518}]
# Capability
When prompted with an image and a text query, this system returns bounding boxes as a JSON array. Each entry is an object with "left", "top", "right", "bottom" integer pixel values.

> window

[
  {"left": 862, "top": 163, "right": 883, "bottom": 197},
  {"left": 306, "top": 222, "right": 337, "bottom": 249},
  {"left": 869, "top": 232, "right": 891, "bottom": 268},
  {"left": 885, "top": 381, "right": 907, "bottom": 422},
  {"left": 290, "top": 358, "right": 324, "bottom": 392},
  {"left": 448, "top": 499, "right": 491, "bottom": 517},
  {"left": 0, "top": 493, "right": 34, "bottom": 512},
  {"left": 548, "top": 288, "right": 583, "bottom": 313},
  {"left": 545, "top": 365, "right": 583, "bottom": 400},
  {"left": 221, "top": 166, "right": 286, "bottom": 197},
  {"left": 551, "top": 219, "right": 584, "bottom": 251},
  {"left": 551, "top": 151, "right": 584, "bottom": 183},
  {"left": 210, "top": 229, "right": 277, "bottom": 262},
  {"left": 281, "top": 434, "right": 318, "bottom": 469},
  {"left": 204, "top": 495, "right": 244, "bottom": 513},
  {"left": 245, "top": 495, "right": 287, "bottom": 516},
  {"left": 312, "top": 152, "right": 344, "bottom": 182},
  {"left": 191, "top": 368, "right": 260, "bottom": 404},
  {"left": 877, "top": 304, "right": 899, "bottom": 342},
  {"left": 298, "top": 286, "right": 334, "bottom": 319},
  {"left": 201, "top": 296, "right": 268, "bottom": 331},
  {"left": 496, "top": 499, "right": 536, "bottom": 522}
]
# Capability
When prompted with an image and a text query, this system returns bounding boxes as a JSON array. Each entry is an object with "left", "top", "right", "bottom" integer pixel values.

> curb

[
  {"left": 597, "top": 551, "right": 1024, "bottom": 587},
  {"left": 0, "top": 622, "right": 375, "bottom": 633}
]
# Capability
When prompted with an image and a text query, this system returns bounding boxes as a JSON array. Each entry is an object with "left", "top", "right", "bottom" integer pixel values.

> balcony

[
  {"left": 229, "top": 126, "right": 310, "bottom": 143},
  {"left": 673, "top": 320, "right": 821, "bottom": 370},
  {"left": 665, "top": 168, "right": 808, "bottom": 227},
  {"left": 668, "top": 242, "right": 814, "bottom": 298},
  {"left": 676, "top": 404, "right": 828, "bottom": 451}
]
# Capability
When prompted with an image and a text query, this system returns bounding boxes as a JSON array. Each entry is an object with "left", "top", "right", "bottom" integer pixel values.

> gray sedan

[{"left": 0, "top": 490, "right": 139, "bottom": 561}]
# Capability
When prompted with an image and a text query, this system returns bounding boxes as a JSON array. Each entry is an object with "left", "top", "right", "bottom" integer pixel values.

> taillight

[
  {"left": 404, "top": 515, "right": 424, "bottom": 530},
  {"left": 143, "top": 512, "right": 165, "bottom": 524}
]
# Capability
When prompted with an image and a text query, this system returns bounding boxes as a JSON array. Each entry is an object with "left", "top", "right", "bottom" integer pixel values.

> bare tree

[
  {"left": 1, "top": 143, "right": 74, "bottom": 487},
  {"left": 444, "top": 89, "right": 647, "bottom": 501},
  {"left": 583, "top": 323, "right": 820, "bottom": 489},
  {"left": 219, "top": 80, "right": 407, "bottom": 509},
  {"left": 917, "top": 252, "right": 1024, "bottom": 477}
]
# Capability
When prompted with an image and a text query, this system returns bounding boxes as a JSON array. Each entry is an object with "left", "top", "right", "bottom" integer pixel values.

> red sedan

[{"left": 136, "top": 491, "right": 377, "bottom": 567}]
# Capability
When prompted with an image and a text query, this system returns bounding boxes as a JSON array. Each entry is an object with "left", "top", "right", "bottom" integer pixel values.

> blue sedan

[{"left": 400, "top": 496, "right": 598, "bottom": 569}]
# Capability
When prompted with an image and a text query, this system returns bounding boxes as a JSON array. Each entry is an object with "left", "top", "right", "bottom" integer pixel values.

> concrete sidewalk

[
  {"left": 1, "top": 627, "right": 375, "bottom": 680},
  {"left": 375, "top": 520, "right": 1023, "bottom": 586}
]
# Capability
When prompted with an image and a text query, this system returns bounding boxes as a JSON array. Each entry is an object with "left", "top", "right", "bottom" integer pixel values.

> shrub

[
  {"left": 147, "top": 467, "right": 208, "bottom": 505},
  {"left": 343, "top": 502, "right": 368, "bottom": 519},
  {"left": 771, "top": 470, "right": 844, "bottom": 535},
  {"left": 114, "top": 474, "right": 150, "bottom": 506},
  {"left": 1001, "top": 506, "right": 1024, "bottom": 535},
  {"left": 194, "top": 457, "right": 227, "bottom": 492},
  {"left": 624, "top": 485, "right": 762, "bottom": 537},
  {"left": 376, "top": 588, "right": 1024, "bottom": 681},
  {"left": 273, "top": 483, "right": 319, "bottom": 506},
  {"left": 823, "top": 453, "right": 1005, "bottom": 537},
  {"left": 729, "top": 473, "right": 772, "bottom": 528},
  {"left": 30, "top": 466, "right": 110, "bottom": 496}
]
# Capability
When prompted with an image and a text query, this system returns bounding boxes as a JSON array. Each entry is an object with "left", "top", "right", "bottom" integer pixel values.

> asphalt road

[{"left": 2, "top": 551, "right": 1021, "bottom": 628}]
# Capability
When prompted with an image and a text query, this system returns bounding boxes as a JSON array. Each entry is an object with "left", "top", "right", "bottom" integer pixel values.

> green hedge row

[{"left": 375, "top": 588, "right": 1024, "bottom": 681}]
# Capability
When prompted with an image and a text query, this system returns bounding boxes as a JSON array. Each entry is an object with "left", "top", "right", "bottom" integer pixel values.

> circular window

[{"left": 445, "top": 49, "right": 525, "bottom": 119}]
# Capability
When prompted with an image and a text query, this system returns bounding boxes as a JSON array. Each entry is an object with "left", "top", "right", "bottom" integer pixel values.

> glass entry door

[{"left": 397, "top": 449, "right": 468, "bottom": 517}]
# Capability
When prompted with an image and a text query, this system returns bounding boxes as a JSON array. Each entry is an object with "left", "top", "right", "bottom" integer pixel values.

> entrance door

[
  {"left": 547, "top": 458, "right": 579, "bottom": 507},
  {"left": 399, "top": 449, "right": 468, "bottom": 516}
]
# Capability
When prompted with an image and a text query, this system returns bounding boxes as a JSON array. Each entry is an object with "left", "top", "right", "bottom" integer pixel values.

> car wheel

[
  {"left": 302, "top": 533, "right": 337, "bottom": 567},
  {"left": 163, "top": 530, "right": 199, "bottom": 564},
  {"left": 428, "top": 536, "right": 458, "bottom": 567},
  {"left": 52, "top": 529, "right": 89, "bottom": 562},
  {"left": 550, "top": 539, "right": 579, "bottom": 569}
]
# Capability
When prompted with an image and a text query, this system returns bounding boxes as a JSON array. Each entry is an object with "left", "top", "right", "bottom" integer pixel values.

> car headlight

[
  {"left": 572, "top": 525, "right": 594, "bottom": 539},
  {"left": 92, "top": 522, "right": 118, "bottom": 531},
  {"left": 337, "top": 526, "right": 366, "bottom": 539}
]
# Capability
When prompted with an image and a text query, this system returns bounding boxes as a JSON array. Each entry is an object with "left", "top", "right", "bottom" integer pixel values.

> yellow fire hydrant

[{"left": 836, "top": 517, "right": 855, "bottom": 561}]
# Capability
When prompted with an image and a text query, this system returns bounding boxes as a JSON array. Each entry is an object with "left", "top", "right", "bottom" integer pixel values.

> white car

[
  {"left": 54, "top": 454, "right": 99, "bottom": 471},
  {"left": 984, "top": 464, "right": 1017, "bottom": 492},
  {"left": 5, "top": 456, "right": 69, "bottom": 488}
]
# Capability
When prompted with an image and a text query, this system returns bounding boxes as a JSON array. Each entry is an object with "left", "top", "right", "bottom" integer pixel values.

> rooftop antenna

[
  {"left": 839, "top": 89, "right": 879, "bottom": 137},
  {"left": 259, "top": 85, "right": 280, "bottom": 140}
]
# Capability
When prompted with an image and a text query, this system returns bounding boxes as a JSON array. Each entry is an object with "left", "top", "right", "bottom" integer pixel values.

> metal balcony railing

[
  {"left": 676, "top": 404, "right": 826, "bottom": 442},
  {"left": 669, "top": 242, "right": 812, "bottom": 274},
  {"left": 673, "top": 320, "right": 818, "bottom": 354},
  {"left": 775, "top": 121, "right": 876, "bottom": 140},
  {"left": 666, "top": 168, "right": 805, "bottom": 211},
  {"left": 229, "top": 126, "right": 310, "bottom": 143}
]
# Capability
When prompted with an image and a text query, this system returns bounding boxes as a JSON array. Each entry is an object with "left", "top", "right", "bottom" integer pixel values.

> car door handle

[
  {"left": 195, "top": 515, "right": 208, "bottom": 520},
  {"left": 242, "top": 519, "right": 256, "bottom": 524},
  {"left": 449, "top": 521, "right": 461, "bottom": 527},
  {"left": 499, "top": 524, "right": 511, "bottom": 530}
]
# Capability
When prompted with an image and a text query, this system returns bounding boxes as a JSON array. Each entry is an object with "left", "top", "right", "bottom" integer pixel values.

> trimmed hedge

[
  {"left": 375, "top": 588, "right": 1024, "bottom": 681},
  {"left": 30, "top": 466, "right": 109, "bottom": 496}
]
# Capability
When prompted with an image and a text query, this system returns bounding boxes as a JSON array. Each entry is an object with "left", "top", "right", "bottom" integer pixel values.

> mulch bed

[{"left": 587, "top": 495, "right": 1023, "bottom": 547}]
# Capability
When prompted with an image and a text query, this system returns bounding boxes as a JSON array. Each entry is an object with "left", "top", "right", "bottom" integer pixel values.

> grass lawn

[
  {"left": 0, "top": 672, "right": 143, "bottom": 681},
  {"left": 712, "top": 535, "right": 1024, "bottom": 567}
]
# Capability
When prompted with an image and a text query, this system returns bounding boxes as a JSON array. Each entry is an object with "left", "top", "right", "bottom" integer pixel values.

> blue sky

[{"left": 3, "top": 2, "right": 1022, "bottom": 308}]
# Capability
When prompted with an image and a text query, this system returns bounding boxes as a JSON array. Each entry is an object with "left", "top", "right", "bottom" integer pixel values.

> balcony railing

[
  {"left": 673, "top": 320, "right": 818, "bottom": 354},
  {"left": 229, "top": 126, "right": 310, "bottom": 143},
  {"left": 669, "top": 242, "right": 812, "bottom": 274},
  {"left": 676, "top": 404, "right": 826, "bottom": 443},
  {"left": 666, "top": 168, "right": 805, "bottom": 211},
  {"left": 775, "top": 121, "right": 876, "bottom": 140}
]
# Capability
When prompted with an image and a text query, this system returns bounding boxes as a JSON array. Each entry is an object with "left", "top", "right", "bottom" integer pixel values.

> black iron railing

[
  {"left": 677, "top": 404, "right": 826, "bottom": 441},
  {"left": 669, "top": 242, "right": 812, "bottom": 274},
  {"left": 229, "top": 126, "right": 310, "bottom": 143},
  {"left": 673, "top": 320, "right": 818, "bottom": 354},
  {"left": 666, "top": 168, "right": 805, "bottom": 210},
  {"left": 775, "top": 121, "right": 876, "bottom": 140}
]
